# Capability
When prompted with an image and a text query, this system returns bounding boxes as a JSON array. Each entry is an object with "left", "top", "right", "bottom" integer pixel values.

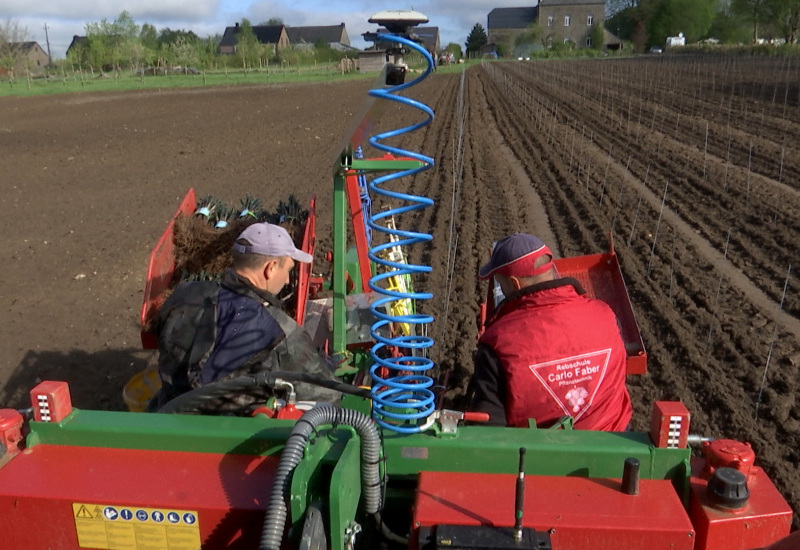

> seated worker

[
  {"left": 469, "top": 233, "right": 632, "bottom": 431},
  {"left": 151, "top": 222, "right": 339, "bottom": 413}
]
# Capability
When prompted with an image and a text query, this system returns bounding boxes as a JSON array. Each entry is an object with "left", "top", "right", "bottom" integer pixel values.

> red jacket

[{"left": 474, "top": 278, "right": 632, "bottom": 431}]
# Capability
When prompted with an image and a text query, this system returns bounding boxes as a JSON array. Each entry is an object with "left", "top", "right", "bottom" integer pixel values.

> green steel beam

[
  {"left": 26, "top": 410, "right": 688, "bottom": 487},
  {"left": 26, "top": 410, "right": 295, "bottom": 456},
  {"left": 378, "top": 427, "right": 690, "bottom": 483},
  {"left": 333, "top": 169, "right": 348, "bottom": 355}
]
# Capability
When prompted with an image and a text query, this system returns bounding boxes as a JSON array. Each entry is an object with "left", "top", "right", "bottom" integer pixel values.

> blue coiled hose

[{"left": 366, "top": 35, "right": 436, "bottom": 434}]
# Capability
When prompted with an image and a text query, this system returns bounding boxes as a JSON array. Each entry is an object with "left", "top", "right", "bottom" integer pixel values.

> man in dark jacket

[
  {"left": 152, "top": 222, "right": 339, "bottom": 413},
  {"left": 469, "top": 233, "right": 631, "bottom": 431}
]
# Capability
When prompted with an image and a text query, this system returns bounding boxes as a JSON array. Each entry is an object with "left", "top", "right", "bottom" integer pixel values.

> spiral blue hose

[{"left": 366, "top": 35, "right": 436, "bottom": 434}]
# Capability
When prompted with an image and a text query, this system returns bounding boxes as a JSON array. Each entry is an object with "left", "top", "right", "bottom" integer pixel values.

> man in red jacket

[{"left": 469, "top": 233, "right": 632, "bottom": 431}]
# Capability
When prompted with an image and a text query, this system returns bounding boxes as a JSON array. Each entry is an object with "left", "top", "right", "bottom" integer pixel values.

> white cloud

[
  {"left": 0, "top": 0, "right": 218, "bottom": 21},
  {"left": 2, "top": 0, "right": 537, "bottom": 59}
]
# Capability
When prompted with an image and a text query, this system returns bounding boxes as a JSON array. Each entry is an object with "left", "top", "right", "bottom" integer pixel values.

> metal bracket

[{"left": 344, "top": 521, "right": 362, "bottom": 550}]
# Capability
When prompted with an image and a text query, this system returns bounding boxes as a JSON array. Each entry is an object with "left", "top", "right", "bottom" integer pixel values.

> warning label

[
  {"left": 529, "top": 349, "right": 611, "bottom": 421},
  {"left": 72, "top": 503, "right": 201, "bottom": 550}
]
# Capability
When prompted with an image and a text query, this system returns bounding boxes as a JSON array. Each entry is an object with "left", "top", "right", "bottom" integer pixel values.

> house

[
  {"left": 219, "top": 23, "right": 290, "bottom": 55},
  {"left": 0, "top": 41, "right": 49, "bottom": 73},
  {"left": 66, "top": 35, "right": 88, "bottom": 62},
  {"left": 538, "top": 0, "right": 606, "bottom": 49},
  {"left": 285, "top": 23, "right": 355, "bottom": 51},
  {"left": 488, "top": 0, "right": 606, "bottom": 51},
  {"left": 413, "top": 26, "right": 441, "bottom": 55},
  {"left": 487, "top": 7, "right": 539, "bottom": 48},
  {"left": 358, "top": 50, "right": 388, "bottom": 73}
]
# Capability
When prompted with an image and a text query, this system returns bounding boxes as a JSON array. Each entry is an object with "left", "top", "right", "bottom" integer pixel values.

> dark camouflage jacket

[{"left": 152, "top": 269, "right": 339, "bottom": 414}]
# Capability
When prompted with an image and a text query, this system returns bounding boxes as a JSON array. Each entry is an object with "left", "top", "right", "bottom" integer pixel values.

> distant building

[
  {"left": 414, "top": 26, "right": 441, "bottom": 55},
  {"left": 488, "top": 0, "right": 607, "bottom": 51},
  {"left": 285, "top": 23, "right": 355, "bottom": 52},
  {"left": 66, "top": 36, "right": 88, "bottom": 62},
  {"left": 0, "top": 41, "right": 49, "bottom": 73},
  {"left": 487, "top": 7, "right": 538, "bottom": 48},
  {"left": 540, "top": 0, "right": 605, "bottom": 48},
  {"left": 358, "top": 50, "right": 388, "bottom": 73},
  {"left": 219, "top": 23, "right": 290, "bottom": 55}
]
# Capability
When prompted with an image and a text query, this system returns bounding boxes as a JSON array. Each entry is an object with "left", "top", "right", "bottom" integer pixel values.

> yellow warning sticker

[{"left": 72, "top": 503, "right": 201, "bottom": 550}]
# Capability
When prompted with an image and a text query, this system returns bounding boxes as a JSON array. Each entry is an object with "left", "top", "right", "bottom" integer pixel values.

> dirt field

[{"left": 1, "top": 57, "right": 798, "bottom": 524}]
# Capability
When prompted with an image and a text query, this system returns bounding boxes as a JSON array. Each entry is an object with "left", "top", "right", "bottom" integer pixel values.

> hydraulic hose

[
  {"left": 157, "top": 371, "right": 371, "bottom": 414},
  {"left": 259, "top": 406, "right": 381, "bottom": 550}
]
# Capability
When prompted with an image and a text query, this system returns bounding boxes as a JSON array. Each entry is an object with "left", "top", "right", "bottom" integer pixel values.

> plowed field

[{"left": 1, "top": 56, "right": 798, "bottom": 524}]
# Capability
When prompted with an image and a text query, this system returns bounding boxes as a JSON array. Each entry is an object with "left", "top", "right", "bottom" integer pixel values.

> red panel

[
  {"left": 689, "top": 459, "right": 792, "bottom": 550},
  {"left": 412, "top": 471, "right": 694, "bottom": 550},
  {"left": 650, "top": 401, "right": 691, "bottom": 448},
  {"left": 554, "top": 245, "right": 647, "bottom": 375},
  {"left": 345, "top": 168, "right": 373, "bottom": 293},
  {"left": 295, "top": 196, "right": 317, "bottom": 326},
  {"left": 0, "top": 444, "right": 277, "bottom": 549},
  {"left": 140, "top": 188, "right": 197, "bottom": 349},
  {"left": 31, "top": 381, "right": 73, "bottom": 423}
]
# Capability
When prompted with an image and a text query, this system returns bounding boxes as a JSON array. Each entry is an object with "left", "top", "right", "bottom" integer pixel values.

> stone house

[
  {"left": 488, "top": 0, "right": 606, "bottom": 51},
  {"left": 285, "top": 24, "right": 354, "bottom": 52},
  {"left": 487, "top": 7, "right": 539, "bottom": 50},
  {"left": 539, "top": 0, "right": 605, "bottom": 49},
  {"left": 219, "top": 23, "right": 290, "bottom": 55},
  {"left": 1, "top": 41, "right": 49, "bottom": 73}
]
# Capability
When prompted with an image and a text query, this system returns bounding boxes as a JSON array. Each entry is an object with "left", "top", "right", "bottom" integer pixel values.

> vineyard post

[
  {"left": 599, "top": 152, "right": 612, "bottom": 205},
  {"left": 627, "top": 164, "right": 650, "bottom": 247},
  {"left": 755, "top": 265, "right": 792, "bottom": 420},
  {"left": 646, "top": 181, "right": 669, "bottom": 277},
  {"left": 668, "top": 229, "right": 676, "bottom": 304},
  {"left": 702, "top": 122, "right": 709, "bottom": 181},
  {"left": 707, "top": 227, "right": 732, "bottom": 349}
]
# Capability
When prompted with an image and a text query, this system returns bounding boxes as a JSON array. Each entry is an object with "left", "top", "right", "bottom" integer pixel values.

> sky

[{"left": 1, "top": 0, "right": 540, "bottom": 60}]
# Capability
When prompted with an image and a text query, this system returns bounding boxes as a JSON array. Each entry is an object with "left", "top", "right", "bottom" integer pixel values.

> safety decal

[
  {"left": 72, "top": 502, "right": 201, "bottom": 550},
  {"left": 529, "top": 349, "right": 611, "bottom": 421}
]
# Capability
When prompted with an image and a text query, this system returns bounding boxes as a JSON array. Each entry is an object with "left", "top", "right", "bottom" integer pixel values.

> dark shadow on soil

[{"left": 0, "top": 348, "right": 153, "bottom": 411}]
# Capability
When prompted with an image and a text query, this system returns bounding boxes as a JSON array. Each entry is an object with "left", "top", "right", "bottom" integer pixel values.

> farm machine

[{"left": 0, "top": 11, "right": 794, "bottom": 550}]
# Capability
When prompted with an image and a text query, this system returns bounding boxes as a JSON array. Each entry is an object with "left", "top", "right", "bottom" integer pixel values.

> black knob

[
  {"left": 621, "top": 457, "right": 640, "bottom": 495},
  {"left": 707, "top": 467, "right": 749, "bottom": 509}
]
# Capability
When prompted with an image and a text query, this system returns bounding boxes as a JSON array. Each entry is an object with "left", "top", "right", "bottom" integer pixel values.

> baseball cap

[
  {"left": 478, "top": 233, "right": 554, "bottom": 279},
  {"left": 233, "top": 223, "right": 313, "bottom": 263}
]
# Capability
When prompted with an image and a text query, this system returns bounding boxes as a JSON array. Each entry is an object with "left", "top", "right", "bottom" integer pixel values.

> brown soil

[{"left": 1, "top": 57, "right": 798, "bottom": 525}]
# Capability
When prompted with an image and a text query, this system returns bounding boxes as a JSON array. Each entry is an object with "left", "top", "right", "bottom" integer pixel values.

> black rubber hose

[{"left": 157, "top": 371, "right": 371, "bottom": 414}]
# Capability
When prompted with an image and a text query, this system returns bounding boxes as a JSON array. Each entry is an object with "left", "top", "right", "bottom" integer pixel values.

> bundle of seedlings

[{"left": 157, "top": 194, "right": 310, "bottom": 322}]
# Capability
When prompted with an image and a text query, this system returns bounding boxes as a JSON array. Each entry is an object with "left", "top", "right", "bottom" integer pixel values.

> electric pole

[{"left": 43, "top": 23, "right": 52, "bottom": 66}]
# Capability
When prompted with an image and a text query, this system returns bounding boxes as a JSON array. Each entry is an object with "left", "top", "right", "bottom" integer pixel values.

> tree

[
  {"left": 235, "top": 18, "right": 261, "bottom": 67},
  {"left": 607, "top": 0, "right": 643, "bottom": 17},
  {"left": 0, "top": 19, "right": 30, "bottom": 78},
  {"left": 731, "top": 0, "right": 773, "bottom": 42},
  {"left": 158, "top": 28, "right": 199, "bottom": 46},
  {"left": 259, "top": 18, "right": 284, "bottom": 26},
  {"left": 769, "top": 0, "right": 800, "bottom": 43},
  {"left": 515, "top": 21, "right": 543, "bottom": 48},
  {"left": 83, "top": 11, "right": 142, "bottom": 71},
  {"left": 465, "top": 23, "right": 488, "bottom": 55},
  {"left": 590, "top": 22, "right": 606, "bottom": 49},
  {"left": 644, "top": 0, "right": 717, "bottom": 46},
  {"left": 708, "top": 5, "right": 752, "bottom": 43},
  {"left": 445, "top": 42, "right": 463, "bottom": 59}
]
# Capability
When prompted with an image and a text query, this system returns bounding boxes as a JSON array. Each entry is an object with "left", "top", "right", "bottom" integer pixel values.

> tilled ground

[{"left": 1, "top": 57, "right": 798, "bottom": 524}]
